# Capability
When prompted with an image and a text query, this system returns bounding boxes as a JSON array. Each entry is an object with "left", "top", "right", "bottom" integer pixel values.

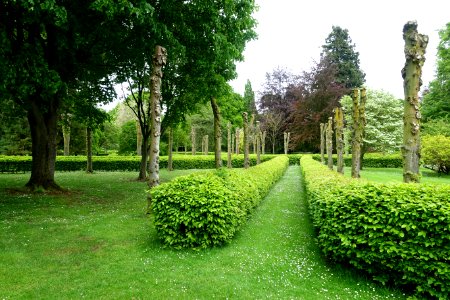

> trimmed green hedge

[
  {"left": 0, "top": 154, "right": 300, "bottom": 173},
  {"left": 312, "top": 153, "right": 403, "bottom": 168},
  {"left": 150, "top": 155, "right": 289, "bottom": 249},
  {"left": 301, "top": 155, "right": 450, "bottom": 299}
]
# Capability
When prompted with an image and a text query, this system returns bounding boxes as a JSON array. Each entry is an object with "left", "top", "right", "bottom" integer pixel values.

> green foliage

[
  {"left": 312, "top": 153, "right": 402, "bottom": 168},
  {"left": 118, "top": 120, "right": 137, "bottom": 155},
  {"left": 150, "top": 156, "right": 289, "bottom": 248},
  {"left": 422, "top": 23, "right": 450, "bottom": 122},
  {"left": 0, "top": 154, "right": 301, "bottom": 173},
  {"left": 243, "top": 79, "right": 257, "bottom": 116},
  {"left": 422, "top": 135, "right": 450, "bottom": 174},
  {"left": 422, "top": 118, "right": 450, "bottom": 137},
  {"left": 321, "top": 26, "right": 365, "bottom": 88},
  {"left": 301, "top": 155, "right": 450, "bottom": 299},
  {"left": 341, "top": 89, "right": 403, "bottom": 154}
]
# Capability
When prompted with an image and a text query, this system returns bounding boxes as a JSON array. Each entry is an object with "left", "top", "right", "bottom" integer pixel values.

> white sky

[{"left": 229, "top": 0, "right": 449, "bottom": 99}]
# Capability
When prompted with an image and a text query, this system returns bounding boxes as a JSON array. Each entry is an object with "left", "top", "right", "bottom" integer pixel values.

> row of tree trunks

[
  {"left": 402, "top": 21, "right": 428, "bottom": 183},
  {"left": 147, "top": 45, "right": 167, "bottom": 213}
]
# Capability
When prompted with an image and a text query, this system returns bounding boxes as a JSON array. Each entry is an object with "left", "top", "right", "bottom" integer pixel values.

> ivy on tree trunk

[
  {"left": 402, "top": 21, "right": 428, "bottom": 183},
  {"left": 147, "top": 45, "right": 167, "bottom": 213}
]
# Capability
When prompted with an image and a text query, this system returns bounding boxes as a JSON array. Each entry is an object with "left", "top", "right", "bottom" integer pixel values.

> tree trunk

[
  {"left": 351, "top": 88, "right": 366, "bottom": 178},
  {"left": 62, "top": 124, "right": 70, "bottom": 156},
  {"left": 211, "top": 97, "right": 222, "bottom": 168},
  {"left": 138, "top": 135, "right": 149, "bottom": 180},
  {"left": 86, "top": 127, "right": 93, "bottom": 173},
  {"left": 256, "top": 121, "right": 261, "bottom": 164},
  {"left": 231, "top": 133, "right": 235, "bottom": 158},
  {"left": 136, "top": 119, "right": 143, "bottom": 156},
  {"left": 261, "top": 131, "right": 266, "bottom": 155},
  {"left": 147, "top": 45, "right": 167, "bottom": 213},
  {"left": 402, "top": 21, "right": 428, "bottom": 183},
  {"left": 26, "top": 96, "right": 60, "bottom": 190},
  {"left": 191, "top": 127, "right": 196, "bottom": 155},
  {"left": 243, "top": 112, "right": 250, "bottom": 169},
  {"left": 227, "top": 122, "right": 232, "bottom": 168},
  {"left": 320, "top": 123, "right": 326, "bottom": 164},
  {"left": 283, "top": 132, "right": 290, "bottom": 155},
  {"left": 235, "top": 128, "right": 240, "bottom": 155},
  {"left": 168, "top": 127, "right": 173, "bottom": 171},
  {"left": 326, "top": 118, "right": 333, "bottom": 170},
  {"left": 334, "top": 107, "right": 345, "bottom": 174}
]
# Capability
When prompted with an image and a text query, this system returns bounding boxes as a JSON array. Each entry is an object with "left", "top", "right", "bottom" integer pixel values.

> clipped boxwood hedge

[
  {"left": 301, "top": 155, "right": 450, "bottom": 299},
  {"left": 150, "top": 155, "right": 289, "bottom": 249},
  {"left": 0, "top": 154, "right": 300, "bottom": 173},
  {"left": 311, "top": 153, "right": 403, "bottom": 168}
]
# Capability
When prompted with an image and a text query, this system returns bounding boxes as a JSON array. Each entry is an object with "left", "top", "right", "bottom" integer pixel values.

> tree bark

[
  {"left": 256, "top": 121, "right": 261, "bottom": 164},
  {"left": 326, "top": 118, "right": 333, "bottom": 170},
  {"left": 283, "top": 132, "right": 290, "bottom": 155},
  {"left": 243, "top": 112, "right": 250, "bottom": 169},
  {"left": 334, "top": 107, "right": 345, "bottom": 174},
  {"left": 138, "top": 135, "right": 149, "bottom": 180},
  {"left": 402, "top": 21, "right": 428, "bottom": 183},
  {"left": 86, "top": 127, "right": 93, "bottom": 173},
  {"left": 351, "top": 88, "right": 366, "bottom": 178},
  {"left": 136, "top": 119, "right": 143, "bottom": 156},
  {"left": 227, "top": 122, "right": 232, "bottom": 168},
  {"left": 320, "top": 123, "right": 326, "bottom": 164},
  {"left": 62, "top": 124, "right": 70, "bottom": 156},
  {"left": 26, "top": 95, "right": 60, "bottom": 190},
  {"left": 168, "top": 127, "right": 173, "bottom": 171},
  {"left": 235, "top": 128, "right": 240, "bottom": 155},
  {"left": 211, "top": 97, "right": 222, "bottom": 168},
  {"left": 261, "top": 131, "right": 266, "bottom": 155},
  {"left": 191, "top": 127, "right": 196, "bottom": 155},
  {"left": 147, "top": 45, "right": 167, "bottom": 213}
]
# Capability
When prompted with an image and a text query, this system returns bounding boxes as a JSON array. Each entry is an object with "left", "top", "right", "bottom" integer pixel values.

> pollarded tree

[
  {"left": 341, "top": 89, "right": 404, "bottom": 155},
  {"left": 321, "top": 26, "right": 366, "bottom": 89}
]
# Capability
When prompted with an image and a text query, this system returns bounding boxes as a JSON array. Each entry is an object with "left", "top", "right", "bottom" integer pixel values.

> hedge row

[
  {"left": 301, "top": 155, "right": 450, "bottom": 299},
  {"left": 311, "top": 153, "right": 403, "bottom": 168},
  {"left": 0, "top": 154, "right": 300, "bottom": 173},
  {"left": 150, "top": 155, "right": 290, "bottom": 249}
]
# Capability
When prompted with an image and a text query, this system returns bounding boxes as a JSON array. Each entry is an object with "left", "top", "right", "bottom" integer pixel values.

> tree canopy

[{"left": 321, "top": 26, "right": 366, "bottom": 89}]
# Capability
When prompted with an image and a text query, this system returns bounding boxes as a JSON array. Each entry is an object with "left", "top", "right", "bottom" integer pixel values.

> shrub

[
  {"left": 150, "top": 156, "right": 289, "bottom": 249},
  {"left": 311, "top": 153, "right": 402, "bottom": 168},
  {"left": 301, "top": 155, "right": 450, "bottom": 299},
  {"left": 422, "top": 135, "right": 450, "bottom": 174}
]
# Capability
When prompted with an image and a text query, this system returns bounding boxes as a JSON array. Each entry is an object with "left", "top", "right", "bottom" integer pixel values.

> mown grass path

[{"left": 0, "top": 167, "right": 406, "bottom": 299}]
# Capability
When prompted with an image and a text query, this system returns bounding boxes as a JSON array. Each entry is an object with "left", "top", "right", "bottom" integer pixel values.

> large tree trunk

[
  {"left": 147, "top": 45, "right": 167, "bottom": 213},
  {"left": 227, "top": 122, "right": 232, "bottom": 168},
  {"left": 320, "top": 123, "right": 326, "bottom": 164},
  {"left": 334, "top": 107, "right": 345, "bottom": 174},
  {"left": 211, "top": 97, "right": 222, "bottom": 168},
  {"left": 168, "top": 127, "right": 173, "bottom": 171},
  {"left": 86, "top": 127, "right": 93, "bottom": 173},
  {"left": 402, "top": 21, "right": 428, "bottom": 183},
  {"left": 351, "top": 88, "right": 367, "bottom": 178},
  {"left": 326, "top": 118, "right": 333, "bottom": 170},
  {"left": 243, "top": 112, "right": 250, "bottom": 169},
  {"left": 26, "top": 96, "right": 60, "bottom": 190},
  {"left": 62, "top": 124, "right": 70, "bottom": 156}
]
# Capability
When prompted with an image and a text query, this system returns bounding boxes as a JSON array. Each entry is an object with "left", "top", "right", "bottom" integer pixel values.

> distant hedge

[
  {"left": 0, "top": 154, "right": 300, "bottom": 173},
  {"left": 311, "top": 153, "right": 403, "bottom": 168},
  {"left": 301, "top": 155, "right": 450, "bottom": 299},
  {"left": 150, "top": 155, "right": 289, "bottom": 249}
]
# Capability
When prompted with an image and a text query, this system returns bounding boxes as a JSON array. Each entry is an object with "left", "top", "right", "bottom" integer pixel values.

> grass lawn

[
  {"left": 0, "top": 167, "right": 407, "bottom": 299},
  {"left": 345, "top": 167, "right": 450, "bottom": 184}
]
